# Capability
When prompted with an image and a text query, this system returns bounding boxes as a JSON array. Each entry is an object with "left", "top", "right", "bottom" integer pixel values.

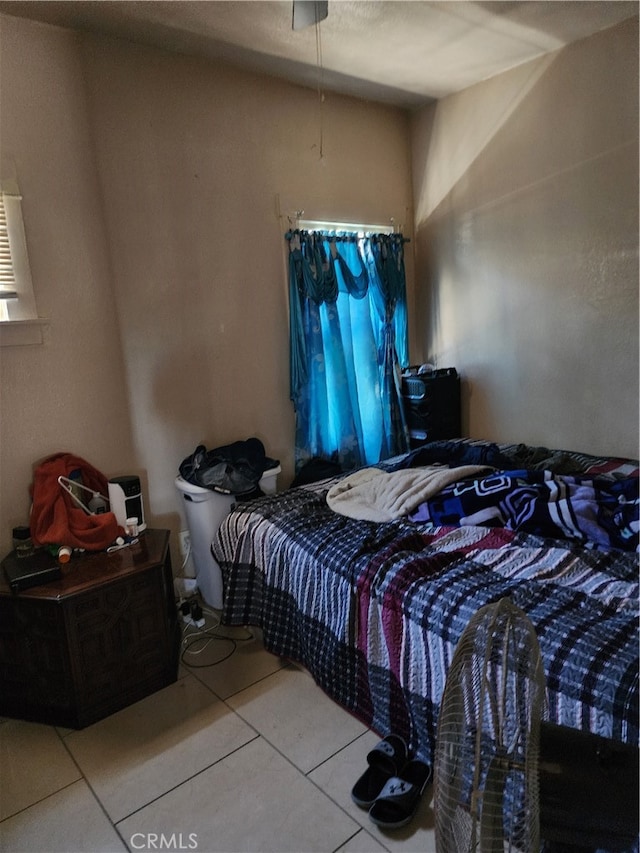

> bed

[{"left": 212, "top": 438, "right": 639, "bottom": 765}]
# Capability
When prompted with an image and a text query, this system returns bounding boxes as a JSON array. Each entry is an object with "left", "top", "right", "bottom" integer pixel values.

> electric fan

[{"left": 434, "top": 597, "right": 546, "bottom": 853}]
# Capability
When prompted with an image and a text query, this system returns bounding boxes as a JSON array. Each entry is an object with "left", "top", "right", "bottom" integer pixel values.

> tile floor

[{"left": 0, "top": 616, "right": 437, "bottom": 853}]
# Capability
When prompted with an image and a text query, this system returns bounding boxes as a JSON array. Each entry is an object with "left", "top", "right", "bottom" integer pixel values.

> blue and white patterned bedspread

[{"left": 408, "top": 469, "right": 638, "bottom": 552}]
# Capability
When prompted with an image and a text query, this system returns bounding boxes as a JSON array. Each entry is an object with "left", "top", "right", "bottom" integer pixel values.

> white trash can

[{"left": 175, "top": 464, "right": 280, "bottom": 609}]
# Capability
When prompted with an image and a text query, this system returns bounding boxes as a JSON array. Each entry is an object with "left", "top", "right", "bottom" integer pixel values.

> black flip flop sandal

[
  {"left": 350, "top": 734, "right": 409, "bottom": 809},
  {"left": 368, "top": 759, "right": 432, "bottom": 829}
]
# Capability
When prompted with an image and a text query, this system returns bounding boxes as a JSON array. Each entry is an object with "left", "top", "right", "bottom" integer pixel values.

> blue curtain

[{"left": 287, "top": 229, "right": 409, "bottom": 473}]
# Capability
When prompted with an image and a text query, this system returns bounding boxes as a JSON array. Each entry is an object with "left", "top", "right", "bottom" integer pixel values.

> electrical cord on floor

[
  {"left": 180, "top": 541, "right": 191, "bottom": 573},
  {"left": 178, "top": 597, "right": 254, "bottom": 667}
]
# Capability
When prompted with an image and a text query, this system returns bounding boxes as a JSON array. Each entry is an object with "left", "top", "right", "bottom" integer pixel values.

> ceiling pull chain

[{"left": 315, "top": 18, "right": 325, "bottom": 161}]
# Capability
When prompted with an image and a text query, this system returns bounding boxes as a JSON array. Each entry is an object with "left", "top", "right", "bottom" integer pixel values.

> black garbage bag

[{"left": 179, "top": 438, "right": 278, "bottom": 496}]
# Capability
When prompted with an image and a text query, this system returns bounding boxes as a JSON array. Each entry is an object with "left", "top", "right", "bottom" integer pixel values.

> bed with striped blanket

[{"left": 213, "top": 439, "right": 639, "bottom": 763}]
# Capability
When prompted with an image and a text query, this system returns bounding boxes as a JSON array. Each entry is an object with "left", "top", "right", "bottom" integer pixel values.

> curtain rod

[
  {"left": 299, "top": 218, "right": 395, "bottom": 233},
  {"left": 285, "top": 229, "right": 410, "bottom": 243}
]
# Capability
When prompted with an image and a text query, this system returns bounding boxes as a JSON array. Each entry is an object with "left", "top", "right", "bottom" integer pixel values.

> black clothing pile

[{"left": 179, "top": 438, "right": 278, "bottom": 497}]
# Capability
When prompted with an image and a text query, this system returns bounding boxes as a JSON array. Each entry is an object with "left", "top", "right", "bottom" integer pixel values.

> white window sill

[{"left": 0, "top": 318, "right": 49, "bottom": 347}]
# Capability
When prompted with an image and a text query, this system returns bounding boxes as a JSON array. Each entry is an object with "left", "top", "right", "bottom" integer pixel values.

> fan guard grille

[{"left": 434, "top": 597, "right": 546, "bottom": 853}]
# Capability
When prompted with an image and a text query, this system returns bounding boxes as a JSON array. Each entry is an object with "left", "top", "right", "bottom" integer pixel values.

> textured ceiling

[{"left": 0, "top": 1, "right": 637, "bottom": 107}]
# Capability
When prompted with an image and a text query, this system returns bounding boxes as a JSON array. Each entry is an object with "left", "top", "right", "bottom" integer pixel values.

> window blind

[{"left": 0, "top": 193, "right": 17, "bottom": 300}]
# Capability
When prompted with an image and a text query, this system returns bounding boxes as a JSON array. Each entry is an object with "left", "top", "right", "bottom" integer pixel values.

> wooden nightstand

[{"left": 0, "top": 529, "right": 179, "bottom": 728}]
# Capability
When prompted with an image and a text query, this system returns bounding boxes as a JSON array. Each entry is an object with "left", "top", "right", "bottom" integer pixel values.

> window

[
  {"left": 0, "top": 189, "right": 37, "bottom": 323},
  {"left": 298, "top": 218, "right": 394, "bottom": 235},
  {"left": 287, "top": 220, "right": 409, "bottom": 471}
]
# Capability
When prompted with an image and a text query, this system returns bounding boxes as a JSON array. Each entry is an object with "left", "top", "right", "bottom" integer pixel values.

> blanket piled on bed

[
  {"left": 326, "top": 464, "right": 490, "bottom": 521},
  {"left": 408, "top": 469, "right": 639, "bottom": 552}
]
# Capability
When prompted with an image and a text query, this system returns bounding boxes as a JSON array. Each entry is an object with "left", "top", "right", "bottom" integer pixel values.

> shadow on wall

[
  {"left": 411, "top": 51, "right": 558, "bottom": 363},
  {"left": 412, "top": 52, "right": 557, "bottom": 226},
  {"left": 149, "top": 339, "right": 282, "bottom": 500}
]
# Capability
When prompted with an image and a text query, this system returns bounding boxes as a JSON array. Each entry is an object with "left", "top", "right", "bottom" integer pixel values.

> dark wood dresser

[{"left": 0, "top": 529, "right": 179, "bottom": 728}]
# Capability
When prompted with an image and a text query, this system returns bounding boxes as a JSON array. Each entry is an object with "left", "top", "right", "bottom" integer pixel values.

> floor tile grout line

[
  {"left": 302, "top": 731, "right": 396, "bottom": 853},
  {"left": 331, "top": 828, "right": 361, "bottom": 853},
  {"left": 210, "top": 715, "right": 385, "bottom": 853},
  {"left": 0, "top": 642, "right": 402, "bottom": 853},
  {"left": 184, "top": 657, "right": 289, "bottom": 702},
  {"left": 113, "top": 733, "right": 261, "bottom": 826},
  {"left": 209, "top": 662, "right": 388, "bottom": 846},
  {"left": 0, "top": 777, "right": 81, "bottom": 825},
  {"left": 304, "top": 729, "right": 370, "bottom": 776},
  {"left": 0, "top": 646, "right": 287, "bottom": 833},
  {"left": 55, "top": 721, "right": 130, "bottom": 850},
  {"left": 0, "top": 725, "right": 130, "bottom": 852},
  {"left": 304, "top": 776, "right": 393, "bottom": 853},
  {"left": 3, "top": 684, "right": 267, "bottom": 843},
  {"left": 110, "top": 725, "right": 378, "bottom": 853}
]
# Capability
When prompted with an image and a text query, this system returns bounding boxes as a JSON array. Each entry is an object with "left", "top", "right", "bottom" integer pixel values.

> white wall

[
  {"left": 411, "top": 17, "right": 639, "bottom": 458},
  {"left": 0, "top": 16, "right": 136, "bottom": 552},
  {"left": 2, "top": 10, "right": 636, "bottom": 566},
  {"left": 0, "top": 14, "right": 414, "bottom": 559}
]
